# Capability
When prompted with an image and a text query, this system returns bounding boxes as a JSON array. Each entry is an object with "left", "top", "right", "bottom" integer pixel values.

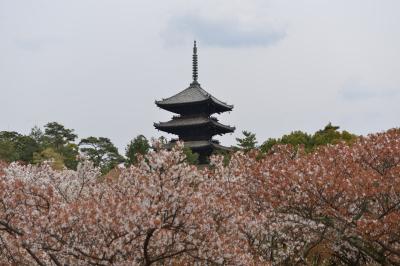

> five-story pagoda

[{"left": 154, "top": 41, "right": 235, "bottom": 163}]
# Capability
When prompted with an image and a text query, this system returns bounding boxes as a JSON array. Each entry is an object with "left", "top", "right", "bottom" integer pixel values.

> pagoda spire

[{"left": 192, "top": 40, "right": 198, "bottom": 84}]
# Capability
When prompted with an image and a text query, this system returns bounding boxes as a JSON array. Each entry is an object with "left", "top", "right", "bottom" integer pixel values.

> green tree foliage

[
  {"left": 259, "top": 138, "right": 278, "bottom": 154},
  {"left": 0, "top": 131, "right": 21, "bottom": 141},
  {"left": 15, "top": 135, "right": 41, "bottom": 163},
  {"left": 0, "top": 131, "right": 40, "bottom": 163},
  {"left": 125, "top": 135, "right": 150, "bottom": 165},
  {"left": 260, "top": 123, "right": 357, "bottom": 153},
  {"left": 33, "top": 148, "right": 65, "bottom": 170},
  {"left": 236, "top": 130, "right": 257, "bottom": 152},
  {"left": 43, "top": 122, "right": 77, "bottom": 149},
  {"left": 79, "top": 136, "right": 124, "bottom": 174},
  {"left": 43, "top": 122, "right": 79, "bottom": 169},
  {"left": 182, "top": 147, "right": 199, "bottom": 165},
  {"left": 0, "top": 123, "right": 78, "bottom": 169},
  {"left": 59, "top": 143, "right": 79, "bottom": 170},
  {"left": 262, "top": 131, "right": 314, "bottom": 153},
  {"left": 29, "top": 126, "right": 44, "bottom": 143},
  {"left": 0, "top": 131, "right": 19, "bottom": 162},
  {"left": 313, "top": 123, "right": 356, "bottom": 146},
  {"left": 0, "top": 140, "right": 17, "bottom": 162}
]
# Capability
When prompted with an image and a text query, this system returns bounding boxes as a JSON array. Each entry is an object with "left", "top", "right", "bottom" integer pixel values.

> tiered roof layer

[
  {"left": 155, "top": 82, "right": 233, "bottom": 115},
  {"left": 154, "top": 116, "right": 235, "bottom": 135}
]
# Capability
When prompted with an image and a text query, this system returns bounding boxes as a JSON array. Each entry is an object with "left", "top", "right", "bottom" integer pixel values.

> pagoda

[{"left": 154, "top": 41, "right": 235, "bottom": 163}]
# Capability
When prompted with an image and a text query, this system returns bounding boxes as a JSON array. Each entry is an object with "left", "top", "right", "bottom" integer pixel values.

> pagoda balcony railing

[
  {"left": 171, "top": 115, "right": 219, "bottom": 122},
  {"left": 172, "top": 114, "right": 210, "bottom": 119},
  {"left": 170, "top": 138, "right": 220, "bottom": 144}
]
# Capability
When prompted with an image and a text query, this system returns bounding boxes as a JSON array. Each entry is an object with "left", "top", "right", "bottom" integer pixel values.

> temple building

[{"left": 154, "top": 41, "right": 235, "bottom": 163}]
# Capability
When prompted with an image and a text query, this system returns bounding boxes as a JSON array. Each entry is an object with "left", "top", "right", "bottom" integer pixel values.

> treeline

[
  {"left": 0, "top": 122, "right": 150, "bottom": 173},
  {"left": 0, "top": 122, "right": 357, "bottom": 171},
  {"left": 236, "top": 122, "right": 357, "bottom": 153}
]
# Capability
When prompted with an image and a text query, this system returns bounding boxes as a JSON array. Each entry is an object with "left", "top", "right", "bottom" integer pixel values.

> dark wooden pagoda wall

[{"left": 176, "top": 113, "right": 213, "bottom": 141}]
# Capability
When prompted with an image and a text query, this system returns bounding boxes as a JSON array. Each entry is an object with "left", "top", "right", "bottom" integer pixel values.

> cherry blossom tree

[
  {"left": 215, "top": 129, "right": 400, "bottom": 265},
  {"left": 1, "top": 129, "right": 399, "bottom": 265},
  {"left": 0, "top": 143, "right": 252, "bottom": 265}
]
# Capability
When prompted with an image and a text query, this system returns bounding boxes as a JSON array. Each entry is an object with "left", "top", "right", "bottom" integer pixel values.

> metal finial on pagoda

[{"left": 192, "top": 40, "right": 198, "bottom": 83}]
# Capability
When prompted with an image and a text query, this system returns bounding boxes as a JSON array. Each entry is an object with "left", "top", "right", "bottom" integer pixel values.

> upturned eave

[
  {"left": 155, "top": 83, "right": 233, "bottom": 114},
  {"left": 154, "top": 117, "right": 235, "bottom": 134}
]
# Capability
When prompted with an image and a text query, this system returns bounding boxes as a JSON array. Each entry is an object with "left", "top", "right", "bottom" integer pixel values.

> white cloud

[{"left": 161, "top": 14, "right": 286, "bottom": 48}]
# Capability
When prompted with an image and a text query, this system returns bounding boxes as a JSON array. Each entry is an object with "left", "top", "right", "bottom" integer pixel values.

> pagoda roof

[
  {"left": 155, "top": 82, "right": 233, "bottom": 113},
  {"left": 154, "top": 116, "right": 235, "bottom": 133}
]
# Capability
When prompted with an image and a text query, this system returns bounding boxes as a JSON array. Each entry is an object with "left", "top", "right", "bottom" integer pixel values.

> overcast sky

[{"left": 1, "top": 0, "right": 399, "bottom": 151}]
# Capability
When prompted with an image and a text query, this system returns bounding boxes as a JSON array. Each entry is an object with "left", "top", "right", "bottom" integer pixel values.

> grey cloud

[
  {"left": 340, "top": 82, "right": 399, "bottom": 101},
  {"left": 162, "top": 15, "right": 286, "bottom": 48},
  {"left": 14, "top": 39, "right": 43, "bottom": 52}
]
